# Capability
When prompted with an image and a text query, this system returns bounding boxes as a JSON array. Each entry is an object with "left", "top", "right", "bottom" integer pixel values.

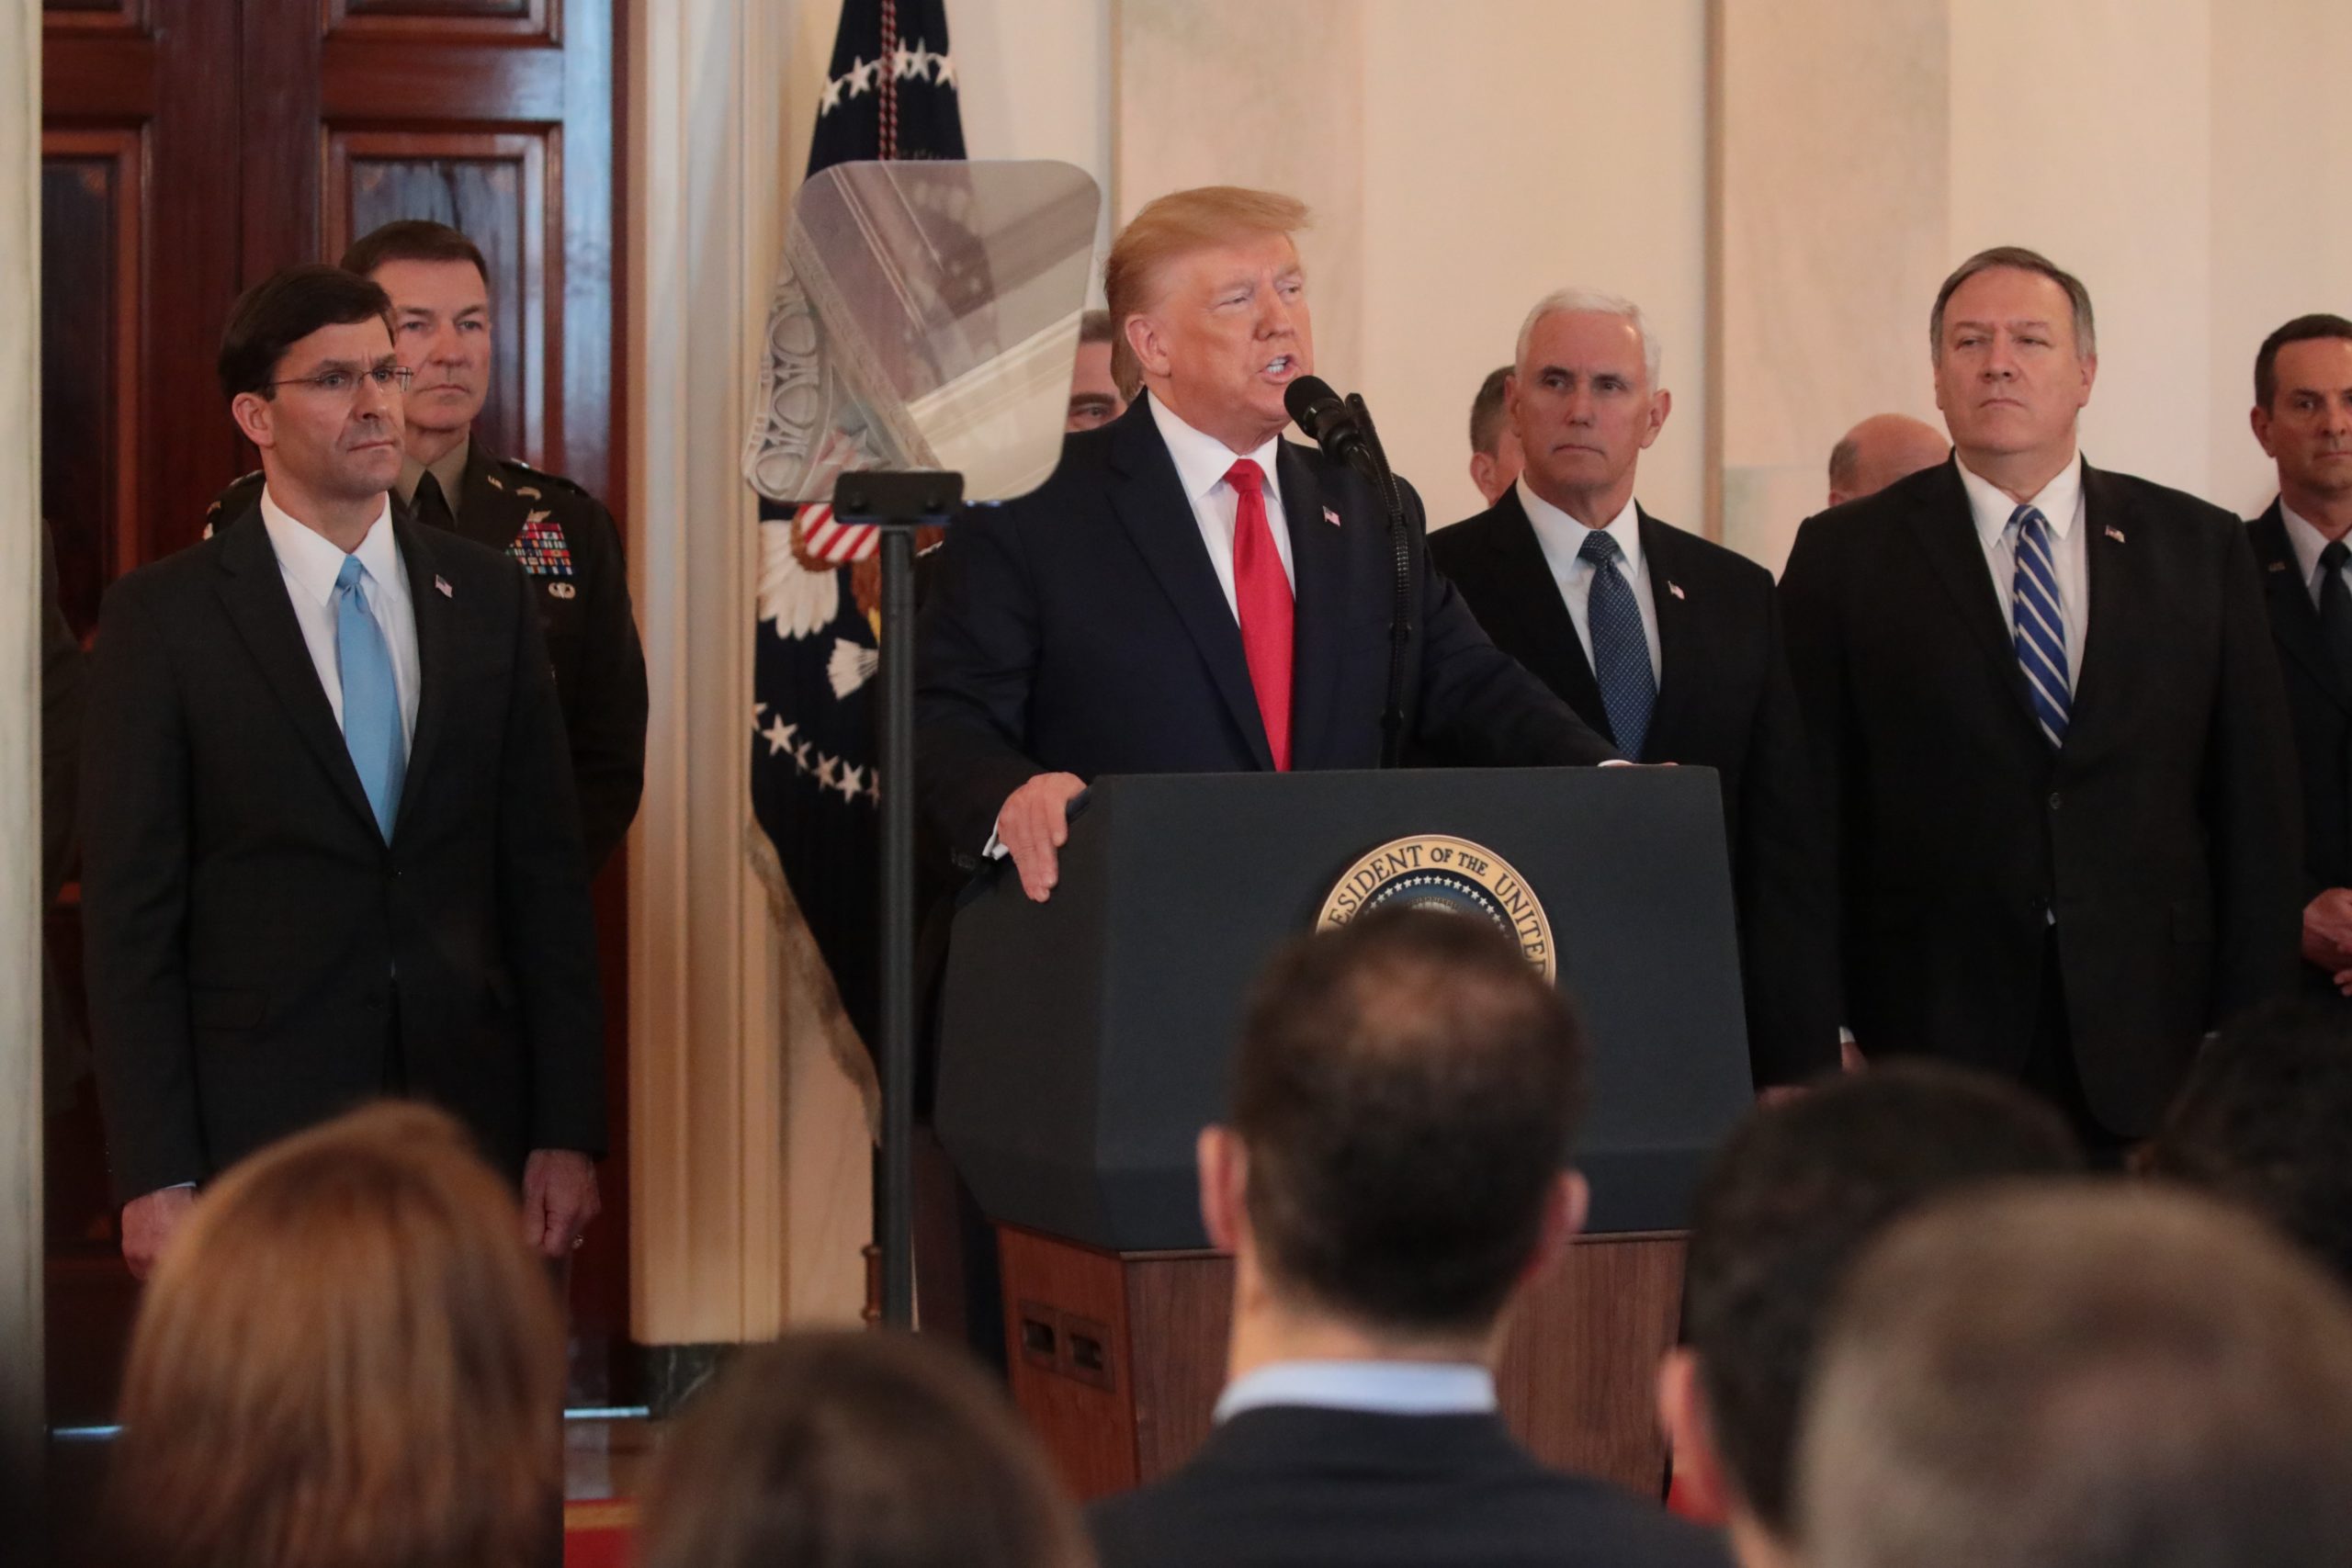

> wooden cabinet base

[{"left": 997, "top": 1224, "right": 1686, "bottom": 1501}]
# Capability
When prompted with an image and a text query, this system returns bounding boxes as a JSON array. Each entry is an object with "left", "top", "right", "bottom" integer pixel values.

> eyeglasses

[{"left": 266, "top": 366, "right": 415, "bottom": 398}]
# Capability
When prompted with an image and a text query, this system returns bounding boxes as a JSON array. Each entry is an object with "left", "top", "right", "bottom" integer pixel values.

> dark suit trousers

[{"left": 2018, "top": 930, "right": 2132, "bottom": 1165}]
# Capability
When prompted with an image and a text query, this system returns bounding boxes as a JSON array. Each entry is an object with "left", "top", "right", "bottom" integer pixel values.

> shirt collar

[
  {"left": 2278, "top": 498, "right": 2345, "bottom": 591},
  {"left": 260, "top": 485, "right": 400, "bottom": 607},
  {"left": 1516, "top": 478, "right": 1641, "bottom": 575},
  {"left": 1214, "top": 1360, "right": 1498, "bottom": 1424},
  {"left": 1957, "top": 449, "right": 2083, "bottom": 549},
  {"left": 1148, "top": 393, "right": 1283, "bottom": 504},
  {"left": 396, "top": 434, "right": 471, "bottom": 513}
]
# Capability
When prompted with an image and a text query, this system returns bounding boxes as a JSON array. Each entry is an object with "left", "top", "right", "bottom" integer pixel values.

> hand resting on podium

[{"left": 992, "top": 772, "right": 1089, "bottom": 901}]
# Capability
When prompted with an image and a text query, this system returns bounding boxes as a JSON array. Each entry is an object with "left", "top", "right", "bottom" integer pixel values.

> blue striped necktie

[
  {"left": 2010, "top": 505, "right": 2070, "bottom": 747},
  {"left": 334, "top": 555, "right": 406, "bottom": 840},
  {"left": 1579, "top": 528, "right": 1655, "bottom": 760}
]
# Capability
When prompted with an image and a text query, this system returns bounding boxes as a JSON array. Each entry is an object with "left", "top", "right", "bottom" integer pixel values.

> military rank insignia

[{"left": 508, "top": 512, "right": 576, "bottom": 578}]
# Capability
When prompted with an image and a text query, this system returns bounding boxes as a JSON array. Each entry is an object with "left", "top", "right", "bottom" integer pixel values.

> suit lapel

[
  {"left": 209, "top": 506, "right": 380, "bottom": 834},
  {"left": 2071, "top": 463, "right": 2146, "bottom": 732},
  {"left": 1487, "top": 491, "right": 1610, "bottom": 730},
  {"left": 1638, "top": 509, "right": 1696, "bottom": 756},
  {"left": 393, "top": 519, "right": 457, "bottom": 829},
  {"left": 1276, "top": 440, "right": 1349, "bottom": 769},
  {"left": 1107, "top": 397, "right": 1275, "bottom": 769},
  {"left": 2248, "top": 502, "right": 2348, "bottom": 711},
  {"left": 1903, "top": 458, "right": 2042, "bottom": 733}
]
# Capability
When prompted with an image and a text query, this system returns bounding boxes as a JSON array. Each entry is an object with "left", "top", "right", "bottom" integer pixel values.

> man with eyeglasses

[
  {"left": 81, "top": 265, "right": 606, "bottom": 1280},
  {"left": 206, "top": 220, "right": 648, "bottom": 876}
]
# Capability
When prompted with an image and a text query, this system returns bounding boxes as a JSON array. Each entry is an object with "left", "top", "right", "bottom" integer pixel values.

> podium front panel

[{"left": 938, "top": 768, "right": 1753, "bottom": 1251}]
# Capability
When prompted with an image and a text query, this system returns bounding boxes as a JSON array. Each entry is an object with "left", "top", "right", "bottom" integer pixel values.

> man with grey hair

[
  {"left": 1779, "top": 245, "right": 2297, "bottom": 1152},
  {"left": 1431, "top": 288, "right": 1838, "bottom": 1090},
  {"left": 1797, "top": 1184, "right": 2352, "bottom": 1568},
  {"left": 1826, "top": 413, "right": 1947, "bottom": 507}
]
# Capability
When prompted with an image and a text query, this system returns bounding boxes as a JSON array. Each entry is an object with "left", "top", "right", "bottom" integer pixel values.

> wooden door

[{"left": 40, "top": 0, "right": 632, "bottom": 1447}]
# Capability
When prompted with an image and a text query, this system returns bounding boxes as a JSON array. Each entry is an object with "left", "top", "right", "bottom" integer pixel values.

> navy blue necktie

[
  {"left": 1579, "top": 528, "right": 1655, "bottom": 760},
  {"left": 334, "top": 555, "right": 406, "bottom": 840},
  {"left": 2009, "top": 505, "right": 2070, "bottom": 748}
]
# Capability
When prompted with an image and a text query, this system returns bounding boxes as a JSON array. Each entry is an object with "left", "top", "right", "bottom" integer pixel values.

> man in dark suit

[
  {"left": 1088, "top": 908, "right": 1728, "bottom": 1568},
  {"left": 1779, "top": 246, "right": 2299, "bottom": 1151},
  {"left": 917, "top": 186, "right": 1615, "bottom": 905},
  {"left": 82, "top": 265, "right": 605, "bottom": 1277},
  {"left": 206, "top": 220, "right": 647, "bottom": 874},
  {"left": 1433, "top": 288, "right": 1837, "bottom": 1089},
  {"left": 2244, "top": 313, "right": 2352, "bottom": 1004}
]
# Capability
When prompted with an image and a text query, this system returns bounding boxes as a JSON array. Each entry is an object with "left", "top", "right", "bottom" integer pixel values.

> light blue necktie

[
  {"left": 1579, "top": 528, "right": 1656, "bottom": 761},
  {"left": 2010, "top": 505, "right": 2071, "bottom": 748},
  {"left": 334, "top": 555, "right": 405, "bottom": 840}
]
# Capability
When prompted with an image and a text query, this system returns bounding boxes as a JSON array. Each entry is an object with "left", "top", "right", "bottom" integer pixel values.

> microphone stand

[{"left": 1341, "top": 394, "right": 1414, "bottom": 769}]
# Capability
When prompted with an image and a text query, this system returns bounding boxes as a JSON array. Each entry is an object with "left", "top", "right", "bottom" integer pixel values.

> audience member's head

[
  {"left": 1826, "top": 412, "right": 1948, "bottom": 506},
  {"left": 1509, "top": 287, "right": 1669, "bottom": 524},
  {"left": 636, "top": 1329, "right": 1092, "bottom": 1568},
  {"left": 1104, "top": 185, "right": 1310, "bottom": 452},
  {"left": 1068, "top": 309, "right": 1130, "bottom": 432},
  {"left": 1659, "top": 1064, "right": 2081, "bottom": 1568},
  {"left": 1799, "top": 1183, "right": 2352, "bottom": 1568},
  {"left": 1928, "top": 245, "right": 2097, "bottom": 479},
  {"left": 217, "top": 265, "right": 405, "bottom": 512},
  {"left": 2249, "top": 312, "right": 2352, "bottom": 514},
  {"left": 97, "top": 1102, "right": 564, "bottom": 1568},
  {"left": 1468, "top": 364, "right": 1524, "bottom": 504},
  {"left": 2144, "top": 999, "right": 2352, "bottom": 1288},
  {"left": 1200, "top": 907, "right": 1587, "bottom": 1365}
]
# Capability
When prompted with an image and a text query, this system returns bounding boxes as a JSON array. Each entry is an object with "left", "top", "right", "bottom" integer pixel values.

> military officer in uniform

[{"left": 207, "top": 220, "right": 647, "bottom": 874}]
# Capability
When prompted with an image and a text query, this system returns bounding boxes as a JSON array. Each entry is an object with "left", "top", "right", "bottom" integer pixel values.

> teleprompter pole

[{"left": 832, "top": 470, "right": 965, "bottom": 1329}]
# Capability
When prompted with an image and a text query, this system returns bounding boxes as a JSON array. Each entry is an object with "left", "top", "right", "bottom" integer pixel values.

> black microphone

[{"left": 1283, "top": 375, "right": 1379, "bottom": 477}]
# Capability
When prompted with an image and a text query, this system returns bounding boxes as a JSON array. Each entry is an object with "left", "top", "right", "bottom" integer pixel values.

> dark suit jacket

[
  {"left": 916, "top": 394, "right": 1615, "bottom": 861},
  {"left": 2246, "top": 502, "right": 2351, "bottom": 1001},
  {"left": 1779, "top": 457, "right": 2300, "bottom": 1134},
  {"left": 80, "top": 503, "right": 605, "bottom": 1201},
  {"left": 1088, "top": 1405, "right": 1731, "bottom": 1568},
  {"left": 1432, "top": 493, "right": 1838, "bottom": 1085},
  {"left": 209, "top": 442, "right": 648, "bottom": 873}
]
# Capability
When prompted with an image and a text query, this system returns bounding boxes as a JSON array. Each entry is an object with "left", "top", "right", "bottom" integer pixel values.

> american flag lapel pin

[
  {"left": 435, "top": 574, "right": 453, "bottom": 598},
  {"left": 2268, "top": 560, "right": 2289, "bottom": 572},
  {"left": 1322, "top": 505, "right": 1342, "bottom": 528},
  {"left": 2104, "top": 525, "right": 2126, "bottom": 543},
  {"left": 1668, "top": 580, "right": 1686, "bottom": 600}
]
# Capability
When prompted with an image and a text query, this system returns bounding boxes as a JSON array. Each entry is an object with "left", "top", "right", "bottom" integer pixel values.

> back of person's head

[
  {"left": 1468, "top": 365, "right": 1513, "bottom": 457},
  {"left": 2145, "top": 999, "right": 2352, "bottom": 1287},
  {"left": 98, "top": 1101, "right": 563, "bottom": 1568},
  {"left": 1673, "top": 1065, "right": 2081, "bottom": 1540},
  {"left": 1799, "top": 1183, "right": 2352, "bottom": 1568},
  {"left": 1228, "top": 907, "right": 1585, "bottom": 1338},
  {"left": 216, "top": 264, "right": 394, "bottom": 400},
  {"left": 636, "top": 1329, "right": 1092, "bottom": 1568}
]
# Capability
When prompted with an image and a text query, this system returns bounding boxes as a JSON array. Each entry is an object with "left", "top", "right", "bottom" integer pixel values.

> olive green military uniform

[{"left": 205, "top": 440, "right": 648, "bottom": 874}]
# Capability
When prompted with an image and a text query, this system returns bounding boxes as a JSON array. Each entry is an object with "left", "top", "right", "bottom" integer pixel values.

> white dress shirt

[
  {"left": 2278, "top": 500, "right": 2352, "bottom": 611},
  {"left": 259, "top": 488, "right": 422, "bottom": 751},
  {"left": 1148, "top": 392, "right": 1297, "bottom": 616},
  {"left": 1956, "top": 453, "right": 2088, "bottom": 692},
  {"left": 1516, "top": 479, "right": 1661, "bottom": 682},
  {"left": 1214, "top": 1359, "right": 1498, "bottom": 1424}
]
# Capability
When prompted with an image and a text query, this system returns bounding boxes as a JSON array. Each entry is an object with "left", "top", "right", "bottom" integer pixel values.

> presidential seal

[{"left": 1316, "top": 835, "right": 1556, "bottom": 980}]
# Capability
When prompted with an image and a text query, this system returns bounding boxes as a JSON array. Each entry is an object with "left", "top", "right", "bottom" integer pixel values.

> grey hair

[
  {"left": 1929, "top": 246, "right": 2097, "bottom": 361},
  {"left": 1515, "top": 288, "right": 1662, "bottom": 387}
]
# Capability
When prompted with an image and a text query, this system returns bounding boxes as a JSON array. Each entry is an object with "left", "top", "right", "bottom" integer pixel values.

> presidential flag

[{"left": 747, "top": 0, "right": 963, "bottom": 1056}]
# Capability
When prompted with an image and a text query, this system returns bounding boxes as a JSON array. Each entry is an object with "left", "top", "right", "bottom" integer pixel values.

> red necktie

[{"left": 1226, "top": 458, "right": 1294, "bottom": 770}]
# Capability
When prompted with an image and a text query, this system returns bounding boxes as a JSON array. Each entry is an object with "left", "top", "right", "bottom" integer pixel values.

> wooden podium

[
  {"left": 996, "top": 1225, "right": 1687, "bottom": 1502},
  {"left": 934, "top": 772, "right": 1747, "bottom": 1497}
]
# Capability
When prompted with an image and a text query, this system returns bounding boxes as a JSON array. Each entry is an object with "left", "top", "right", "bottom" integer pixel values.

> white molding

[{"left": 1, "top": 0, "right": 43, "bottom": 1537}]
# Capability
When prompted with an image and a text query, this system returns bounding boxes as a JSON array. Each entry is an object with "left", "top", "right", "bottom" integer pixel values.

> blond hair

[
  {"left": 1104, "top": 186, "right": 1309, "bottom": 396},
  {"left": 98, "top": 1102, "right": 565, "bottom": 1568}
]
